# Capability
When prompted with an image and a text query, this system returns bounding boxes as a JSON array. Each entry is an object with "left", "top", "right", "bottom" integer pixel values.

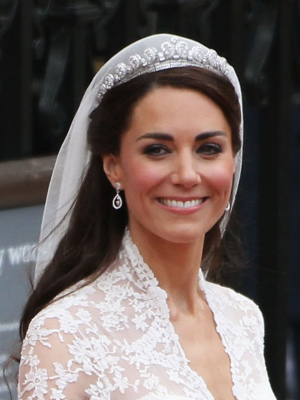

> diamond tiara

[{"left": 97, "top": 36, "right": 229, "bottom": 102}]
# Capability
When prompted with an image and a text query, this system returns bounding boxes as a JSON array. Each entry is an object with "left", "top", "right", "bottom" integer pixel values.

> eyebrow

[{"left": 136, "top": 131, "right": 227, "bottom": 142}]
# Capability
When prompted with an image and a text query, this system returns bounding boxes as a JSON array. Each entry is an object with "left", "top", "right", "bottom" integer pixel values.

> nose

[{"left": 171, "top": 153, "right": 201, "bottom": 187}]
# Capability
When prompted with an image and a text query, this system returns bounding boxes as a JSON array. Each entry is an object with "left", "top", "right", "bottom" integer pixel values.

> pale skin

[{"left": 103, "top": 86, "right": 237, "bottom": 400}]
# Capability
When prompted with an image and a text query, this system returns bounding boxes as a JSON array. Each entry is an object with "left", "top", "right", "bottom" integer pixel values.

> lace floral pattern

[{"left": 19, "top": 231, "right": 276, "bottom": 400}]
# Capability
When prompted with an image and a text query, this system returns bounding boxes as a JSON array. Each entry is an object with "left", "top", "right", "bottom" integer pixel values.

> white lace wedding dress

[{"left": 18, "top": 231, "right": 276, "bottom": 400}]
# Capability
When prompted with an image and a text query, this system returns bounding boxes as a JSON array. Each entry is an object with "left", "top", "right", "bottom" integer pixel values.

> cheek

[
  {"left": 121, "top": 159, "right": 165, "bottom": 196},
  {"left": 207, "top": 163, "right": 235, "bottom": 192}
]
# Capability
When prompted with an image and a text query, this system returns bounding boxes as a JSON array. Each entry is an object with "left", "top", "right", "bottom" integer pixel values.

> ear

[{"left": 102, "top": 154, "right": 122, "bottom": 187}]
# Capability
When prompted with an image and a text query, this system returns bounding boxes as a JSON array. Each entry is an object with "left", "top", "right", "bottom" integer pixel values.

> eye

[
  {"left": 197, "top": 143, "right": 223, "bottom": 156},
  {"left": 143, "top": 144, "right": 171, "bottom": 156}
]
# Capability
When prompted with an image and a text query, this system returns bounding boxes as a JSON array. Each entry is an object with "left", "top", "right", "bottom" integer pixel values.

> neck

[{"left": 129, "top": 225, "right": 206, "bottom": 315}]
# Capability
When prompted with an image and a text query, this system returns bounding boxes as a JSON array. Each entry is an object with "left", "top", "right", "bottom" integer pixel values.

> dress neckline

[
  {"left": 122, "top": 228, "right": 207, "bottom": 293},
  {"left": 121, "top": 229, "right": 236, "bottom": 400}
]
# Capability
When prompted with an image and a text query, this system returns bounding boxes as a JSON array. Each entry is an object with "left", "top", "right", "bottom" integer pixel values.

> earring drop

[
  {"left": 112, "top": 182, "right": 122, "bottom": 209},
  {"left": 225, "top": 202, "right": 231, "bottom": 212}
]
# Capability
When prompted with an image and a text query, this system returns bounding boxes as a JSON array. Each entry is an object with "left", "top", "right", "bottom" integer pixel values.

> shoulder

[
  {"left": 205, "top": 280, "right": 264, "bottom": 335},
  {"left": 19, "top": 280, "right": 108, "bottom": 400},
  {"left": 206, "top": 279, "right": 261, "bottom": 312},
  {"left": 20, "top": 277, "right": 114, "bottom": 373},
  {"left": 24, "top": 281, "right": 96, "bottom": 342},
  {"left": 25, "top": 262, "right": 133, "bottom": 342}
]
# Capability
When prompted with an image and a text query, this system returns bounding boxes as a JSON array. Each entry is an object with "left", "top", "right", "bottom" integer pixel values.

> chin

[{"left": 152, "top": 224, "right": 207, "bottom": 245}]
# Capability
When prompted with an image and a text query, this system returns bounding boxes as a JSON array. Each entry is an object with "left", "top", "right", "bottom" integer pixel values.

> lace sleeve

[{"left": 18, "top": 309, "right": 96, "bottom": 400}]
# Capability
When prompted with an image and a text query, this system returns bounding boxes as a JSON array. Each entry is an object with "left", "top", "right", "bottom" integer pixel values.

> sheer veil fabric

[{"left": 35, "top": 33, "right": 243, "bottom": 284}]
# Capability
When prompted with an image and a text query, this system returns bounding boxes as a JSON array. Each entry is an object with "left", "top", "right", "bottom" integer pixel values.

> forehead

[{"left": 127, "top": 86, "right": 231, "bottom": 132}]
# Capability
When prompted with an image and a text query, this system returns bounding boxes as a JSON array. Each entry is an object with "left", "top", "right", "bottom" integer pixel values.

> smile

[{"left": 158, "top": 198, "right": 206, "bottom": 209}]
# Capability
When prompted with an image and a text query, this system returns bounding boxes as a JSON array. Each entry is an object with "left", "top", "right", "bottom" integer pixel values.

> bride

[{"left": 18, "top": 34, "right": 276, "bottom": 400}]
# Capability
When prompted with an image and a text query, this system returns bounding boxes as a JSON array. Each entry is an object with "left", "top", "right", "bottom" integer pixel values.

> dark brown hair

[{"left": 19, "top": 66, "right": 241, "bottom": 340}]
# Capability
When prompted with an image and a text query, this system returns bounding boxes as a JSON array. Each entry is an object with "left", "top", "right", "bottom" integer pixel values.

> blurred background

[{"left": 0, "top": 0, "right": 299, "bottom": 399}]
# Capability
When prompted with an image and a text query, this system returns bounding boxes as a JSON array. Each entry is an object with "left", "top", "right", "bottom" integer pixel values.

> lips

[{"left": 158, "top": 198, "right": 206, "bottom": 209}]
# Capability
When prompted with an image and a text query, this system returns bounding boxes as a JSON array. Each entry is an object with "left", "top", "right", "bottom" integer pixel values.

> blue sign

[{"left": 0, "top": 205, "right": 43, "bottom": 399}]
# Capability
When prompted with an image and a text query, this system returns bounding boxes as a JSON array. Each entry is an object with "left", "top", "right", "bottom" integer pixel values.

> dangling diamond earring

[
  {"left": 112, "top": 182, "right": 122, "bottom": 209},
  {"left": 225, "top": 202, "right": 231, "bottom": 212}
]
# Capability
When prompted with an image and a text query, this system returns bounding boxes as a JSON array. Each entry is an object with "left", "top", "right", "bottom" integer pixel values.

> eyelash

[
  {"left": 143, "top": 144, "right": 170, "bottom": 156},
  {"left": 197, "top": 143, "right": 223, "bottom": 155},
  {"left": 143, "top": 143, "right": 223, "bottom": 157}
]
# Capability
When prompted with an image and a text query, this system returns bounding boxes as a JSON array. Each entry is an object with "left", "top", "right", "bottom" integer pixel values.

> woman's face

[{"left": 103, "top": 86, "right": 235, "bottom": 245}]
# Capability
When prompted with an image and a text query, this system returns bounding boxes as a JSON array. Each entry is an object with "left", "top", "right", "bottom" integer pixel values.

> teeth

[{"left": 159, "top": 198, "right": 204, "bottom": 208}]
